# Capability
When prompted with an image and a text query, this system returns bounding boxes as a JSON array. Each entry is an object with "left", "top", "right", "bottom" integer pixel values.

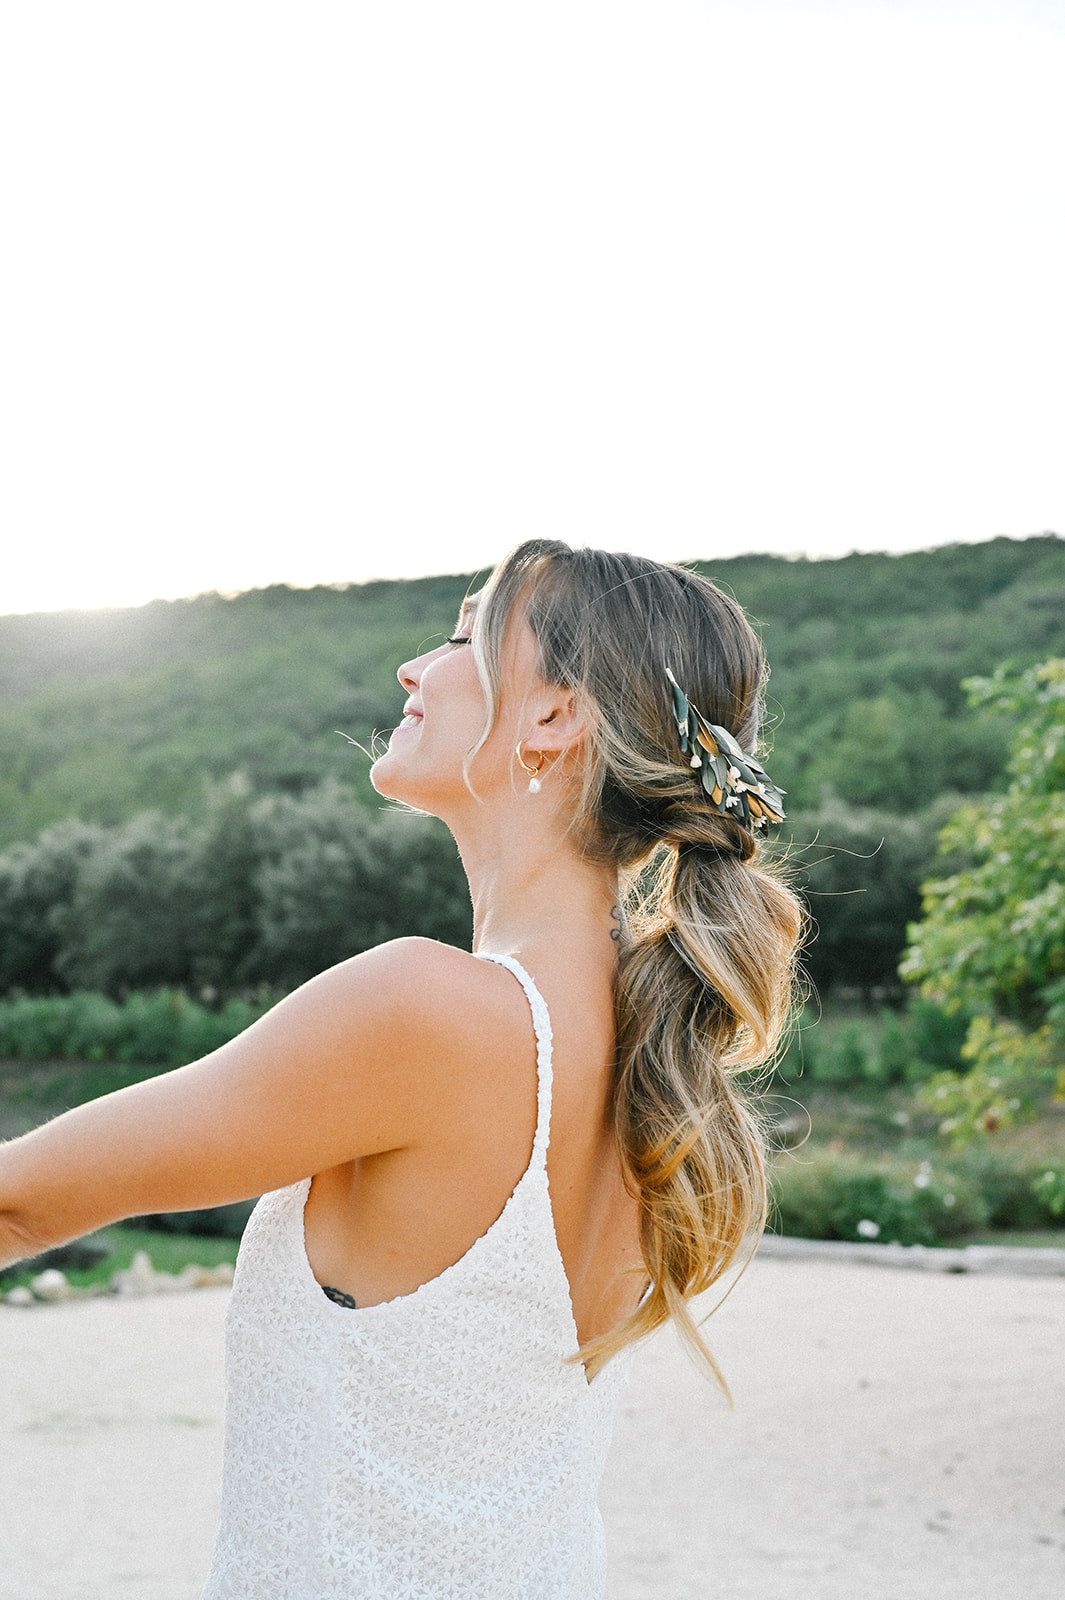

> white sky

[{"left": 2, "top": 0, "right": 1063, "bottom": 614}]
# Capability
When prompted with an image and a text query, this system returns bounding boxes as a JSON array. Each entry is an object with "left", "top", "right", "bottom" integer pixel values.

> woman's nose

[{"left": 397, "top": 638, "right": 444, "bottom": 688}]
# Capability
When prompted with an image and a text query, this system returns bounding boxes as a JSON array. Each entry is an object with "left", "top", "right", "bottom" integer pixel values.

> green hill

[{"left": 2, "top": 536, "right": 1062, "bottom": 852}]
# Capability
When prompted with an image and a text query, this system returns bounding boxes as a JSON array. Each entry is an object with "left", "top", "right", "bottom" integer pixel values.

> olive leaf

[{"left": 664, "top": 666, "right": 786, "bottom": 827}]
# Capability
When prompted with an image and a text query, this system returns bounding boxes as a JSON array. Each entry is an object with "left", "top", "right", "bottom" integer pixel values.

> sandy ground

[{"left": 1, "top": 1257, "right": 1063, "bottom": 1600}]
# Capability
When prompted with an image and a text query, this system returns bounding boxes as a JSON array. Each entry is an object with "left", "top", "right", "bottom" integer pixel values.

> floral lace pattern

[{"left": 200, "top": 954, "right": 632, "bottom": 1599}]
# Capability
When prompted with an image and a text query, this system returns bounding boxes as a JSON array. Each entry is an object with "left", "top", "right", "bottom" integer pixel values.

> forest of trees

[{"left": 1, "top": 534, "right": 1063, "bottom": 1000}]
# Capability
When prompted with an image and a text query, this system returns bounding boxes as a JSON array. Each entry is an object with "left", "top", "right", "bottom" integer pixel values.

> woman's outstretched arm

[{"left": 0, "top": 937, "right": 462, "bottom": 1270}]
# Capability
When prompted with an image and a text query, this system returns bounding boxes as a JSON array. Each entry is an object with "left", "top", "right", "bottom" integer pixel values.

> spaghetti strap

[{"left": 474, "top": 951, "right": 554, "bottom": 1167}]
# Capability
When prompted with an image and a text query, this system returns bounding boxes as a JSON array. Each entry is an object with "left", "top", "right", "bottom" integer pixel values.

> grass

[{"left": 1, "top": 1224, "right": 239, "bottom": 1295}]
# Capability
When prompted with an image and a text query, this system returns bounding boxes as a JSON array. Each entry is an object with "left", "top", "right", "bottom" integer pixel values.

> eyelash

[{"left": 446, "top": 635, "right": 472, "bottom": 646}]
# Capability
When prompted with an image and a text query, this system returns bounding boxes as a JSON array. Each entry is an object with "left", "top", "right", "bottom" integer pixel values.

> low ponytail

[
  {"left": 476, "top": 541, "right": 806, "bottom": 1385},
  {"left": 593, "top": 840, "right": 803, "bottom": 1384}
]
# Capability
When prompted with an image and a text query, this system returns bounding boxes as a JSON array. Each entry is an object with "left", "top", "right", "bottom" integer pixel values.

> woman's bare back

[{"left": 303, "top": 944, "right": 645, "bottom": 1347}]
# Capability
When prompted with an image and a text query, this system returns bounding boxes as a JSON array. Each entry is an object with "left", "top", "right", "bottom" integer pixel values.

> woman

[{"left": 0, "top": 540, "right": 802, "bottom": 1598}]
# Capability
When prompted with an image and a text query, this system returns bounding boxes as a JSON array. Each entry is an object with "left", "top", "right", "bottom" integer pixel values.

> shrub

[
  {"left": 906, "top": 997, "right": 970, "bottom": 1073},
  {"left": 772, "top": 998, "right": 975, "bottom": 1089},
  {"left": 819, "top": 1021, "right": 870, "bottom": 1084},
  {"left": 0, "top": 988, "right": 271, "bottom": 1066},
  {"left": 1032, "top": 1165, "right": 1065, "bottom": 1218},
  {"left": 949, "top": 1144, "right": 1048, "bottom": 1229},
  {"left": 769, "top": 1149, "right": 989, "bottom": 1244}
]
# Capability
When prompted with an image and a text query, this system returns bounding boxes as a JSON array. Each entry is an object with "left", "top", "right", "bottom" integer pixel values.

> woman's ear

[{"left": 523, "top": 689, "right": 591, "bottom": 757}]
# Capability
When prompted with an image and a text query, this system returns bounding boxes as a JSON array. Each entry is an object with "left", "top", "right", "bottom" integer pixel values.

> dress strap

[{"left": 474, "top": 952, "right": 554, "bottom": 1166}]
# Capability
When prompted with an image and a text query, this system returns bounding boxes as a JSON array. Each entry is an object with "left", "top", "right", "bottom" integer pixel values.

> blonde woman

[{"left": 0, "top": 540, "right": 802, "bottom": 1599}]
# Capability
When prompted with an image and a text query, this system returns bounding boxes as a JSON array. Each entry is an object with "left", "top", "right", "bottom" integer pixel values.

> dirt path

[{"left": 2, "top": 1258, "right": 1062, "bottom": 1599}]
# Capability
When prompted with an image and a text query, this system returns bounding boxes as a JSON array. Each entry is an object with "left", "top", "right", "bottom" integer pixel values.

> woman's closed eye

[{"left": 446, "top": 635, "right": 472, "bottom": 646}]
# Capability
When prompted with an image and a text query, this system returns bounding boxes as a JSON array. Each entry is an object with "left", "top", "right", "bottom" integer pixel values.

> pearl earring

[{"left": 516, "top": 743, "right": 546, "bottom": 794}]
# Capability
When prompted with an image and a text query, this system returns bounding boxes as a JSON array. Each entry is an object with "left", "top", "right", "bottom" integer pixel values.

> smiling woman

[{"left": 0, "top": 539, "right": 803, "bottom": 1599}]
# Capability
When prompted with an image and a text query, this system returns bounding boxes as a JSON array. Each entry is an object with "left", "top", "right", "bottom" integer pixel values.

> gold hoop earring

[{"left": 515, "top": 742, "right": 546, "bottom": 794}]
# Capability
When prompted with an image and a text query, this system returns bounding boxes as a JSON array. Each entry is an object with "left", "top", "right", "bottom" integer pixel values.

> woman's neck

[{"left": 452, "top": 809, "right": 620, "bottom": 968}]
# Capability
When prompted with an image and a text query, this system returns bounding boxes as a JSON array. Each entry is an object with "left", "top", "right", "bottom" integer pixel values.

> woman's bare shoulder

[
  {"left": 0, "top": 939, "right": 517, "bottom": 1263},
  {"left": 309, "top": 937, "right": 511, "bottom": 1030}
]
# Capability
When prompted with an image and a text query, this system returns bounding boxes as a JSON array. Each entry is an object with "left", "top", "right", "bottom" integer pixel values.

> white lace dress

[{"left": 200, "top": 954, "right": 632, "bottom": 1600}]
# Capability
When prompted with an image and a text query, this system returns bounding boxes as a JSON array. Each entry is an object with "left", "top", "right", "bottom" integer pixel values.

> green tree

[
  {"left": 188, "top": 775, "right": 261, "bottom": 990},
  {"left": 901, "top": 658, "right": 1065, "bottom": 1141},
  {"left": 0, "top": 818, "right": 106, "bottom": 992},
  {"left": 782, "top": 793, "right": 958, "bottom": 993},
  {"left": 249, "top": 785, "right": 470, "bottom": 989},
  {"left": 56, "top": 812, "right": 198, "bottom": 993}
]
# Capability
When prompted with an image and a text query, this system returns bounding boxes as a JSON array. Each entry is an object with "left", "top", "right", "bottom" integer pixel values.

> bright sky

[{"left": 2, "top": 0, "right": 1062, "bottom": 614}]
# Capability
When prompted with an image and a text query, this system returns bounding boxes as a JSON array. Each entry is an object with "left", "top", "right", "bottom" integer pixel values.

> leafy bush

[
  {"left": 781, "top": 795, "right": 942, "bottom": 994},
  {"left": 1032, "top": 1165, "right": 1065, "bottom": 1218},
  {"left": 902, "top": 657, "right": 1065, "bottom": 1139},
  {"left": 0, "top": 779, "right": 473, "bottom": 999},
  {"left": 774, "top": 997, "right": 973, "bottom": 1089},
  {"left": 874, "top": 1007, "right": 911, "bottom": 1084},
  {"left": 772, "top": 1013, "right": 876, "bottom": 1086},
  {"left": 769, "top": 1149, "right": 989, "bottom": 1244},
  {"left": 951, "top": 1145, "right": 1065, "bottom": 1228},
  {"left": 906, "top": 997, "right": 971, "bottom": 1072},
  {"left": 818, "top": 1021, "right": 872, "bottom": 1084},
  {"left": 0, "top": 988, "right": 270, "bottom": 1065}
]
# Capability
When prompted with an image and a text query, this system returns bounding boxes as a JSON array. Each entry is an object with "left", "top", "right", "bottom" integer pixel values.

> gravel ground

[{"left": 2, "top": 1256, "right": 1063, "bottom": 1600}]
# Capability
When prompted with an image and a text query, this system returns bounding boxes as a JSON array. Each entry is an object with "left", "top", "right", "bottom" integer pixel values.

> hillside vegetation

[
  {"left": 1, "top": 535, "right": 1063, "bottom": 999},
  {"left": 2, "top": 537, "right": 1063, "bottom": 847},
  {"left": 4, "top": 539, "right": 1064, "bottom": 1250}
]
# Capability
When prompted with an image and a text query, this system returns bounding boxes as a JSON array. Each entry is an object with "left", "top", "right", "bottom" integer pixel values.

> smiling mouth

[{"left": 396, "top": 712, "right": 422, "bottom": 730}]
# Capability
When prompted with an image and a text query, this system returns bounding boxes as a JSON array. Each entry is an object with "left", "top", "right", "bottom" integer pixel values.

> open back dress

[{"left": 200, "top": 954, "right": 633, "bottom": 1600}]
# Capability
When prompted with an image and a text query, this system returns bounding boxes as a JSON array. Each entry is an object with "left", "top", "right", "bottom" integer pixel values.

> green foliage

[
  {"left": 768, "top": 1132, "right": 1065, "bottom": 1243},
  {"left": 781, "top": 794, "right": 950, "bottom": 992},
  {"left": 0, "top": 575, "right": 479, "bottom": 849},
  {"left": 0, "top": 988, "right": 269, "bottom": 1066},
  {"left": 773, "top": 997, "right": 968, "bottom": 1088},
  {"left": 951, "top": 1145, "right": 1063, "bottom": 1230},
  {"left": 0, "top": 818, "right": 105, "bottom": 992},
  {"left": 769, "top": 1150, "right": 989, "bottom": 1244},
  {"left": 906, "top": 995, "right": 972, "bottom": 1070},
  {"left": 902, "top": 658, "right": 1065, "bottom": 1140},
  {"left": 876, "top": 1007, "right": 910, "bottom": 1083},
  {"left": 1032, "top": 1165, "right": 1065, "bottom": 1218},
  {"left": 56, "top": 812, "right": 199, "bottom": 992},
  {"left": 0, "top": 779, "right": 473, "bottom": 999},
  {"left": 1, "top": 539, "right": 1063, "bottom": 852},
  {"left": 2, "top": 539, "right": 1064, "bottom": 1002}
]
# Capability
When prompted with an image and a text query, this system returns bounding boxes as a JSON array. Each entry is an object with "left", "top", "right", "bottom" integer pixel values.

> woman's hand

[{"left": 0, "top": 938, "right": 466, "bottom": 1270}]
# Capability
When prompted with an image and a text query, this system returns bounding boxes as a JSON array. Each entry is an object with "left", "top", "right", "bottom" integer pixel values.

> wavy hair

[{"left": 473, "top": 540, "right": 805, "bottom": 1385}]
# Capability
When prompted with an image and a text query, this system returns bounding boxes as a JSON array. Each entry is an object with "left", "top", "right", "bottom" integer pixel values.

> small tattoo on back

[
  {"left": 322, "top": 1284, "right": 358, "bottom": 1310},
  {"left": 610, "top": 904, "right": 624, "bottom": 944}
]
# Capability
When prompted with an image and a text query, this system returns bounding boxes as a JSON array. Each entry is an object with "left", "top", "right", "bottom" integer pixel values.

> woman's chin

[
  {"left": 369, "top": 755, "right": 400, "bottom": 799},
  {"left": 370, "top": 753, "right": 426, "bottom": 808}
]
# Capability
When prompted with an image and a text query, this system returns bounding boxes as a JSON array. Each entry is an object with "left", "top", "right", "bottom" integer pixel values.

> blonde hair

[{"left": 474, "top": 540, "right": 804, "bottom": 1385}]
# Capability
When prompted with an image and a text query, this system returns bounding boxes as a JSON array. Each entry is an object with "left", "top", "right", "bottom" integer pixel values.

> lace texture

[{"left": 200, "top": 954, "right": 632, "bottom": 1600}]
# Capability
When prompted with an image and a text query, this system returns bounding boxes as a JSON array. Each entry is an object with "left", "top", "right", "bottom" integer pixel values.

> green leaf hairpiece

[{"left": 665, "top": 667, "right": 786, "bottom": 829}]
